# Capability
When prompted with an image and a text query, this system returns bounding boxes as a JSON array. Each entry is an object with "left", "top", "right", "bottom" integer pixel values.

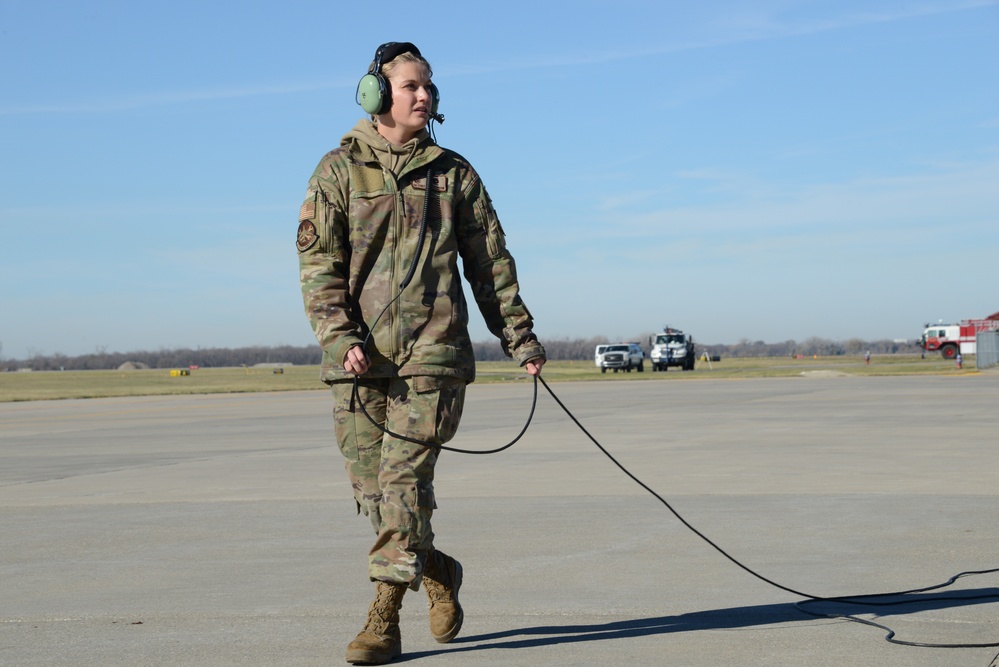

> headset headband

[{"left": 370, "top": 42, "right": 422, "bottom": 74}]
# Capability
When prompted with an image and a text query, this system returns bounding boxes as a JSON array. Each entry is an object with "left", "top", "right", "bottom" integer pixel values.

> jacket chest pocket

[{"left": 405, "top": 175, "right": 455, "bottom": 239}]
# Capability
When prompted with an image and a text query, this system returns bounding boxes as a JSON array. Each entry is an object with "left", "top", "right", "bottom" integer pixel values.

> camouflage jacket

[{"left": 297, "top": 122, "right": 545, "bottom": 383}]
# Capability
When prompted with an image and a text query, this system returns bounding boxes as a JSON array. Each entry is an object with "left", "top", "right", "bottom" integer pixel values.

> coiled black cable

[
  {"left": 535, "top": 375, "right": 999, "bottom": 650},
  {"left": 342, "top": 164, "right": 997, "bottom": 652},
  {"left": 397, "top": 166, "right": 433, "bottom": 292},
  {"left": 355, "top": 370, "right": 999, "bottom": 650}
]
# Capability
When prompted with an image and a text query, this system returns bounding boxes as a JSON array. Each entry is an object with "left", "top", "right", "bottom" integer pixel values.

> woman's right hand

[{"left": 343, "top": 345, "right": 370, "bottom": 375}]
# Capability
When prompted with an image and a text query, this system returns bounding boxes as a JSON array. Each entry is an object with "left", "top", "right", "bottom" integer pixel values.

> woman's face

[{"left": 382, "top": 61, "right": 434, "bottom": 141}]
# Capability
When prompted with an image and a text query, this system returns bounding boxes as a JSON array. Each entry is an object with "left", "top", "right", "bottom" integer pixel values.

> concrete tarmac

[{"left": 1, "top": 375, "right": 997, "bottom": 666}]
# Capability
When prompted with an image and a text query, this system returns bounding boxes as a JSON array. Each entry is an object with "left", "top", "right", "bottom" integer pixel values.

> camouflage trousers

[{"left": 330, "top": 376, "right": 466, "bottom": 590}]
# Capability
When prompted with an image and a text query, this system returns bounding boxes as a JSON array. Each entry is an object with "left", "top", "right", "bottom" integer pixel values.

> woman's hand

[
  {"left": 525, "top": 357, "right": 545, "bottom": 376},
  {"left": 343, "top": 345, "right": 371, "bottom": 375}
]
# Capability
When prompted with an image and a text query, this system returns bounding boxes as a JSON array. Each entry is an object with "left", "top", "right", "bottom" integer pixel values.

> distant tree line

[
  {"left": 2, "top": 344, "right": 323, "bottom": 372},
  {"left": 699, "top": 336, "right": 920, "bottom": 359},
  {"left": 3, "top": 335, "right": 920, "bottom": 371},
  {"left": 475, "top": 334, "right": 919, "bottom": 361}
]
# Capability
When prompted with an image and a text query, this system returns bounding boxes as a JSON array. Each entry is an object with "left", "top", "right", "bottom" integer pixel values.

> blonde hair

[{"left": 381, "top": 51, "right": 433, "bottom": 81}]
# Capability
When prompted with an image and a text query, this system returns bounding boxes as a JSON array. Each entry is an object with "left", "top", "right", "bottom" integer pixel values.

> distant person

[
  {"left": 956, "top": 353, "right": 963, "bottom": 369},
  {"left": 296, "top": 42, "right": 546, "bottom": 665},
  {"left": 865, "top": 351, "right": 870, "bottom": 365}
]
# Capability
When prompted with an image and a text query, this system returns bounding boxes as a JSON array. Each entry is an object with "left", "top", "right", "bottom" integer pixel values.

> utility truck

[
  {"left": 649, "top": 326, "right": 696, "bottom": 371},
  {"left": 919, "top": 311, "right": 999, "bottom": 359}
]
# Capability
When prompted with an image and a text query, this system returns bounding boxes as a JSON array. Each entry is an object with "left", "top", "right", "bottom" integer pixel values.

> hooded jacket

[{"left": 298, "top": 119, "right": 545, "bottom": 383}]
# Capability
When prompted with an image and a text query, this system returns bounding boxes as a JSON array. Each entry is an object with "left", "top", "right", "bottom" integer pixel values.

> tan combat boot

[
  {"left": 345, "top": 581, "right": 406, "bottom": 665},
  {"left": 422, "top": 550, "right": 463, "bottom": 643}
]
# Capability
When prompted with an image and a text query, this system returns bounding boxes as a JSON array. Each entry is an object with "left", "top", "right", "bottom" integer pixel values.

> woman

[{"left": 297, "top": 42, "right": 545, "bottom": 664}]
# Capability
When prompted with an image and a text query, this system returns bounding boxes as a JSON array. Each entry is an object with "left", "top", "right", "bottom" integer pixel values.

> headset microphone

[{"left": 431, "top": 112, "right": 445, "bottom": 124}]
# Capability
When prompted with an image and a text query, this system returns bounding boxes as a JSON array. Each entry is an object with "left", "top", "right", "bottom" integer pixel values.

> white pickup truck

[{"left": 595, "top": 343, "right": 645, "bottom": 373}]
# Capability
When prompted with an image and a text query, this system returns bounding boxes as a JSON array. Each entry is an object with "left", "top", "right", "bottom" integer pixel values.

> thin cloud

[
  {"left": 0, "top": 79, "right": 353, "bottom": 115},
  {"left": 565, "top": 157, "right": 999, "bottom": 242},
  {"left": 444, "top": 0, "right": 999, "bottom": 75},
  {"left": 6, "top": 2, "right": 993, "bottom": 115}
]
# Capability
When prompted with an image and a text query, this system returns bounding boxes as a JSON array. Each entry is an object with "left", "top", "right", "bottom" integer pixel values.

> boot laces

[
  {"left": 424, "top": 577, "right": 449, "bottom": 604},
  {"left": 364, "top": 585, "right": 403, "bottom": 631}
]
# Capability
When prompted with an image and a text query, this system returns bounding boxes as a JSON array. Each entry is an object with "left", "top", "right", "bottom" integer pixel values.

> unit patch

[{"left": 297, "top": 220, "right": 318, "bottom": 252}]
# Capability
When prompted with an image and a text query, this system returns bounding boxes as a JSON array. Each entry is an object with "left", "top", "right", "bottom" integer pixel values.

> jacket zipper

[{"left": 390, "top": 169, "right": 403, "bottom": 363}]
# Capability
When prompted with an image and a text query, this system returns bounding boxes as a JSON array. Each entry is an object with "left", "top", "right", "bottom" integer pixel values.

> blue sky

[{"left": 1, "top": 1, "right": 996, "bottom": 360}]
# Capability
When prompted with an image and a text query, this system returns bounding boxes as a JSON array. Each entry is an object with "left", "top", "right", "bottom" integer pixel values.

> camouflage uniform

[{"left": 298, "top": 119, "right": 545, "bottom": 589}]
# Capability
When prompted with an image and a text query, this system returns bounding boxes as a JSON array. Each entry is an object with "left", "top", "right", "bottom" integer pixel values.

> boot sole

[
  {"left": 433, "top": 559, "right": 463, "bottom": 644},
  {"left": 345, "top": 645, "right": 401, "bottom": 665}
]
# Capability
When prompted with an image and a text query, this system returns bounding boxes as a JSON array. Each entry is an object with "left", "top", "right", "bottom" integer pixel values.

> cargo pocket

[
  {"left": 410, "top": 376, "right": 466, "bottom": 445},
  {"left": 330, "top": 381, "right": 359, "bottom": 460},
  {"left": 415, "top": 479, "right": 436, "bottom": 511}
]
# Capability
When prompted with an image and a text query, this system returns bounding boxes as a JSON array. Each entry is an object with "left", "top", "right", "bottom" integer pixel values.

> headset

[{"left": 355, "top": 41, "right": 441, "bottom": 120}]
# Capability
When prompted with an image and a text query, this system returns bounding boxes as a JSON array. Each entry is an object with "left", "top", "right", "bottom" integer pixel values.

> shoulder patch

[{"left": 297, "top": 220, "right": 318, "bottom": 252}]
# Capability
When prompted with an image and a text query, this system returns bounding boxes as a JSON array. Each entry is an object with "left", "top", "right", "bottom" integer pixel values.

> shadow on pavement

[{"left": 400, "top": 588, "right": 999, "bottom": 661}]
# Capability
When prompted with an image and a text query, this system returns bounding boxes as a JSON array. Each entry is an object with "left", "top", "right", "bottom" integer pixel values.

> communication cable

[
  {"left": 341, "top": 165, "right": 997, "bottom": 652},
  {"left": 535, "top": 375, "right": 999, "bottom": 650},
  {"left": 354, "top": 370, "right": 999, "bottom": 650}
]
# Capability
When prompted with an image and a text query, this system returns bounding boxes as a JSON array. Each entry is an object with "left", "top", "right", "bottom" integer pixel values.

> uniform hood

[{"left": 340, "top": 119, "right": 438, "bottom": 177}]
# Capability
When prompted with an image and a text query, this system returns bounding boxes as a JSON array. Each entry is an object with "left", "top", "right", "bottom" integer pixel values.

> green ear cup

[{"left": 356, "top": 73, "right": 386, "bottom": 115}]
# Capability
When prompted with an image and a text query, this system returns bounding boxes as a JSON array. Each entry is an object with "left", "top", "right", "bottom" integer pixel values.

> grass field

[{"left": 0, "top": 354, "right": 977, "bottom": 403}]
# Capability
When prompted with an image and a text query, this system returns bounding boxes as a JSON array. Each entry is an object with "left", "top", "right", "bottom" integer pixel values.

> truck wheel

[
  {"left": 601, "top": 367, "right": 606, "bottom": 374},
  {"left": 940, "top": 345, "right": 958, "bottom": 360},
  {"left": 637, "top": 361, "right": 644, "bottom": 372}
]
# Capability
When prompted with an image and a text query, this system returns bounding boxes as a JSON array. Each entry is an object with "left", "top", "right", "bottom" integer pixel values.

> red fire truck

[{"left": 919, "top": 311, "right": 999, "bottom": 359}]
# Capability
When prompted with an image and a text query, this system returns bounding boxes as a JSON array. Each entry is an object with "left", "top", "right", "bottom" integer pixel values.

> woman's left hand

[{"left": 525, "top": 358, "right": 545, "bottom": 376}]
